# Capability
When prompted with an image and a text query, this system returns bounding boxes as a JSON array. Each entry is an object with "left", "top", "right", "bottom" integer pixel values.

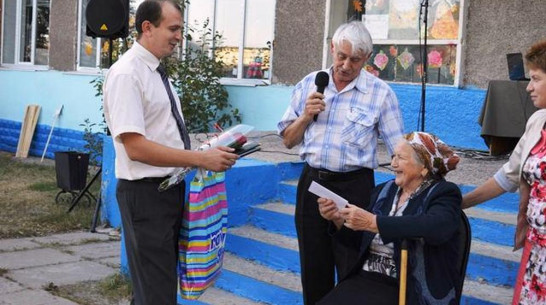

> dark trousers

[
  {"left": 117, "top": 179, "right": 185, "bottom": 305},
  {"left": 317, "top": 270, "right": 398, "bottom": 305},
  {"left": 296, "top": 164, "right": 375, "bottom": 305}
]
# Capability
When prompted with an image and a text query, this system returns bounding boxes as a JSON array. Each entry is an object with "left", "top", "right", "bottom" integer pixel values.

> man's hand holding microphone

[
  {"left": 305, "top": 71, "right": 329, "bottom": 122},
  {"left": 281, "top": 71, "right": 330, "bottom": 149}
]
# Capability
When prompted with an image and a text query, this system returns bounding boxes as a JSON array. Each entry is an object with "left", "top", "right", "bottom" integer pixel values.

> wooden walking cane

[{"left": 399, "top": 239, "right": 408, "bottom": 305}]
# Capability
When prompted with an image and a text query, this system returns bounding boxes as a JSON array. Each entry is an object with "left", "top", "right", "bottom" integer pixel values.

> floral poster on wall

[{"left": 365, "top": 44, "right": 457, "bottom": 85}]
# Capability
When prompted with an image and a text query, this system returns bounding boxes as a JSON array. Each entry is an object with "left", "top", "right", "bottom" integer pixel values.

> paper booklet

[
  {"left": 308, "top": 181, "right": 348, "bottom": 210},
  {"left": 158, "top": 124, "right": 259, "bottom": 192}
]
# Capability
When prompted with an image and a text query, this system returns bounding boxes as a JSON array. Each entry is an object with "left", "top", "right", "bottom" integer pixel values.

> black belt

[
  {"left": 135, "top": 176, "right": 170, "bottom": 183},
  {"left": 305, "top": 164, "right": 372, "bottom": 182}
]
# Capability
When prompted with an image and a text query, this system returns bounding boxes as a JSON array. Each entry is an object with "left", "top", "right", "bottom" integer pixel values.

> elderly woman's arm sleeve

[{"left": 377, "top": 183, "right": 461, "bottom": 245}]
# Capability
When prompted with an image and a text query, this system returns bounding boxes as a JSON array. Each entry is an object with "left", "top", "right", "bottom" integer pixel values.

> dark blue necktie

[{"left": 157, "top": 64, "right": 191, "bottom": 150}]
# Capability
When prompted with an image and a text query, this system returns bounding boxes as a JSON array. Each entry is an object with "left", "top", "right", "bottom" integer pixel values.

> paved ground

[
  {"left": 0, "top": 131, "right": 509, "bottom": 304},
  {"left": 0, "top": 231, "right": 122, "bottom": 304}
]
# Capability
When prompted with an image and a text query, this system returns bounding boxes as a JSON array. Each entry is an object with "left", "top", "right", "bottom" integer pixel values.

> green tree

[{"left": 165, "top": 19, "right": 241, "bottom": 133}]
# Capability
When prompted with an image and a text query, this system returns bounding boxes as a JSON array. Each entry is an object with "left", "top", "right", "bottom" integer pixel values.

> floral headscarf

[{"left": 404, "top": 132, "right": 460, "bottom": 177}]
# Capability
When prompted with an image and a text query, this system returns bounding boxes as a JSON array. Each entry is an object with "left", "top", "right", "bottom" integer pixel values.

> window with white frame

[
  {"left": 78, "top": 0, "right": 101, "bottom": 69},
  {"left": 347, "top": 0, "right": 464, "bottom": 86},
  {"left": 185, "top": 0, "right": 276, "bottom": 83},
  {"left": 1, "top": 0, "right": 50, "bottom": 66}
]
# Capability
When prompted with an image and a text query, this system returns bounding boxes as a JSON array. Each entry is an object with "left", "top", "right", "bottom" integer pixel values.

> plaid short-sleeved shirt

[{"left": 277, "top": 68, "right": 404, "bottom": 172}]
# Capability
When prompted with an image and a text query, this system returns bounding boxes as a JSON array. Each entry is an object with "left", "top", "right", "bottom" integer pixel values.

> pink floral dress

[{"left": 519, "top": 130, "right": 546, "bottom": 304}]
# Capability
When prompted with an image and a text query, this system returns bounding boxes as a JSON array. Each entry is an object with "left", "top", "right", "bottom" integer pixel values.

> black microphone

[{"left": 313, "top": 71, "right": 329, "bottom": 122}]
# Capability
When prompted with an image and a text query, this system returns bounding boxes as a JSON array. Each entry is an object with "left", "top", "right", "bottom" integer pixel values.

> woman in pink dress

[{"left": 463, "top": 40, "right": 546, "bottom": 304}]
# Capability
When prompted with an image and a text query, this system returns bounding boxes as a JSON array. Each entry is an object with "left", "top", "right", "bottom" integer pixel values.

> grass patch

[
  {"left": 0, "top": 268, "right": 7, "bottom": 276},
  {"left": 28, "top": 181, "right": 58, "bottom": 192},
  {"left": 0, "top": 152, "right": 100, "bottom": 238},
  {"left": 53, "top": 274, "right": 132, "bottom": 305},
  {"left": 97, "top": 273, "right": 132, "bottom": 299},
  {"left": 43, "top": 282, "right": 59, "bottom": 292}
]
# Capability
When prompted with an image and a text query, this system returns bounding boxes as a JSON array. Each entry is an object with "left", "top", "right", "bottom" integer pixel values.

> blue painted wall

[
  {"left": 0, "top": 119, "right": 88, "bottom": 158},
  {"left": 0, "top": 70, "right": 103, "bottom": 131},
  {"left": 391, "top": 84, "right": 487, "bottom": 150},
  {"left": 226, "top": 84, "right": 488, "bottom": 150},
  {"left": 101, "top": 136, "right": 304, "bottom": 229},
  {"left": 0, "top": 70, "right": 488, "bottom": 154}
]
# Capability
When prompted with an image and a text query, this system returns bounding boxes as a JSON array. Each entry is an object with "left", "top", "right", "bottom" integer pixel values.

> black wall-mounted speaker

[{"left": 86, "top": 0, "right": 129, "bottom": 39}]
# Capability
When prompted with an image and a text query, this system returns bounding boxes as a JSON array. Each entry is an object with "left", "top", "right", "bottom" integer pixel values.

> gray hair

[
  {"left": 397, "top": 139, "right": 425, "bottom": 166},
  {"left": 331, "top": 21, "right": 373, "bottom": 56}
]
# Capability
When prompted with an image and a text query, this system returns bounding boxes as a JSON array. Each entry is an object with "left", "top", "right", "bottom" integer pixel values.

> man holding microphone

[{"left": 277, "top": 21, "right": 404, "bottom": 305}]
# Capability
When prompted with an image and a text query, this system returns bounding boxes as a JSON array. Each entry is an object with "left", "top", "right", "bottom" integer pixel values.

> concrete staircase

[{"left": 176, "top": 161, "right": 519, "bottom": 305}]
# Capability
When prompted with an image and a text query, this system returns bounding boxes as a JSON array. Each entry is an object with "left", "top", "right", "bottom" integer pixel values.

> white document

[{"left": 308, "top": 181, "right": 348, "bottom": 210}]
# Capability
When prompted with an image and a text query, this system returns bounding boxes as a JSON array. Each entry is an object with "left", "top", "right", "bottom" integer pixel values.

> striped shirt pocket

[{"left": 341, "top": 108, "right": 376, "bottom": 147}]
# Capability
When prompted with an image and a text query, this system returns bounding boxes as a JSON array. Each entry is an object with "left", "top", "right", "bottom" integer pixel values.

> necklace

[
  {"left": 392, "top": 179, "right": 434, "bottom": 215},
  {"left": 406, "top": 179, "right": 433, "bottom": 200}
]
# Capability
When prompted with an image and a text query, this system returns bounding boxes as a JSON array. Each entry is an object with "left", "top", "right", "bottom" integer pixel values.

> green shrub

[{"left": 165, "top": 19, "right": 241, "bottom": 133}]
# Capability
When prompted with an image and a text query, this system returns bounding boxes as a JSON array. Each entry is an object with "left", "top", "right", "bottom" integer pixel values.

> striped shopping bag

[{"left": 178, "top": 170, "right": 228, "bottom": 299}]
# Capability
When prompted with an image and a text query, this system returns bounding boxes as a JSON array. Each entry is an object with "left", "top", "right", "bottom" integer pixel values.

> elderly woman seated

[{"left": 316, "top": 132, "right": 462, "bottom": 305}]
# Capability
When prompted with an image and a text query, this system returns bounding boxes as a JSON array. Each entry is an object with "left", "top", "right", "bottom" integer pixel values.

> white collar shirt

[{"left": 103, "top": 42, "right": 186, "bottom": 180}]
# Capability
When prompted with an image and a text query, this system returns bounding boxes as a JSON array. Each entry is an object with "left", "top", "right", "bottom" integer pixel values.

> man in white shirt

[{"left": 103, "top": 1, "right": 238, "bottom": 304}]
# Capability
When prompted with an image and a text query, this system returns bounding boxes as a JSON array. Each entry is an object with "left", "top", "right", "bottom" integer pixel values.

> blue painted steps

[
  {"left": 214, "top": 270, "right": 301, "bottom": 304},
  {"left": 242, "top": 171, "right": 519, "bottom": 304},
  {"left": 248, "top": 201, "right": 519, "bottom": 287},
  {"left": 227, "top": 232, "right": 300, "bottom": 273},
  {"left": 177, "top": 249, "right": 303, "bottom": 305},
  {"left": 277, "top": 181, "right": 297, "bottom": 205},
  {"left": 228, "top": 223, "right": 516, "bottom": 296},
  {"left": 249, "top": 202, "right": 296, "bottom": 238},
  {"left": 177, "top": 167, "right": 519, "bottom": 304}
]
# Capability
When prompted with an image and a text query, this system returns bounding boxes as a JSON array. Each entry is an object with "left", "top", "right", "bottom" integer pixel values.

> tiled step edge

[
  {"left": 277, "top": 180, "right": 298, "bottom": 205},
  {"left": 215, "top": 269, "right": 302, "bottom": 304},
  {"left": 470, "top": 240, "right": 521, "bottom": 263},
  {"left": 226, "top": 225, "right": 299, "bottom": 273},
  {"left": 178, "top": 287, "right": 264, "bottom": 305},
  {"left": 465, "top": 207, "right": 516, "bottom": 225},
  {"left": 223, "top": 252, "right": 301, "bottom": 292},
  {"left": 468, "top": 217, "right": 515, "bottom": 248},
  {"left": 228, "top": 225, "right": 298, "bottom": 251},
  {"left": 249, "top": 202, "right": 297, "bottom": 238},
  {"left": 462, "top": 279, "right": 513, "bottom": 305}
]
